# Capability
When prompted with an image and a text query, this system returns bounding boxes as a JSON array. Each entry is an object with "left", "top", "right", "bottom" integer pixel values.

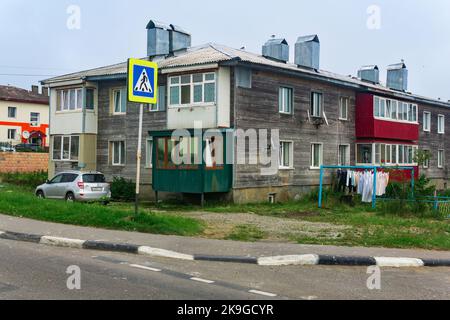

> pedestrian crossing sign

[{"left": 127, "top": 58, "right": 158, "bottom": 104}]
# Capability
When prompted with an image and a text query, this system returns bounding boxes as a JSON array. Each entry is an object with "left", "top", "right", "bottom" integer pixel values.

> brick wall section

[{"left": 0, "top": 152, "right": 49, "bottom": 173}]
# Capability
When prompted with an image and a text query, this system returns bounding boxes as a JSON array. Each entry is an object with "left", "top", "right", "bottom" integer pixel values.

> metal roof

[
  {"left": 296, "top": 35, "right": 319, "bottom": 43},
  {"left": 264, "top": 38, "right": 288, "bottom": 45},
  {"left": 41, "top": 43, "right": 449, "bottom": 108},
  {"left": 387, "top": 62, "right": 407, "bottom": 70},
  {"left": 146, "top": 20, "right": 171, "bottom": 30},
  {"left": 0, "top": 85, "right": 49, "bottom": 105},
  {"left": 359, "top": 65, "right": 379, "bottom": 71}
]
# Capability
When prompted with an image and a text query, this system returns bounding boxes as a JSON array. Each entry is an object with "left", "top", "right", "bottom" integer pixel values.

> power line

[{"left": 0, "top": 73, "right": 57, "bottom": 77}]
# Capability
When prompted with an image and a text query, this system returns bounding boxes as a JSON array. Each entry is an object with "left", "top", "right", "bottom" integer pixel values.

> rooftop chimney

[
  {"left": 42, "top": 87, "right": 49, "bottom": 97},
  {"left": 262, "top": 37, "right": 289, "bottom": 63},
  {"left": 386, "top": 61, "right": 408, "bottom": 91},
  {"left": 146, "top": 20, "right": 170, "bottom": 57},
  {"left": 169, "top": 24, "right": 191, "bottom": 54},
  {"left": 295, "top": 35, "right": 320, "bottom": 70},
  {"left": 358, "top": 65, "right": 380, "bottom": 84},
  {"left": 31, "top": 85, "right": 39, "bottom": 94}
]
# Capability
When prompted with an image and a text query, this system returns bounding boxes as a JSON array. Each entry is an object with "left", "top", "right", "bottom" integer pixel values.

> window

[
  {"left": 83, "top": 174, "right": 106, "bottom": 183},
  {"left": 374, "top": 96, "right": 417, "bottom": 123},
  {"left": 374, "top": 143, "right": 381, "bottom": 164},
  {"left": 112, "top": 141, "right": 126, "bottom": 166},
  {"left": 279, "top": 87, "right": 293, "bottom": 114},
  {"left": 149, "top": 85, "right": 166, "bottom": 112},
  {"left": 7, "top": 129, "right": 16, "bottom": 140},
  {"left": 52, "top": 135, "right": 79, "bottom": 161},
  {"left": 311, "top": 143, "right": 323, "bottom": 169},
  {"left": 338, "top": 145, "right": 350, "bottom": 166},
  {"left": 279, "top": 141, "right": 293, "bottom": 169},
  {"left": 423, "top": 112, "right": 431, "bottom": 132},
  {"left": 339, "top": 97, "right": 349, "bottom": 120},
  {"left": 57, "top": 88, "right": 84, "bottom": 111},
  {"left": 30, "top": 112, "right": 40, "bottom": 126},
  {"left": 62, "top": 174, "right": 78, "bottom": 183},
  {"left": 156, "top": 136, "right": 200, "bottom": 169},
  {"left": 311, "top": 92, "right": 323, "bottom": 117},
  {"left": 391, "top": 145, "right": 397, "bottom": 164},
  {"left": 423, "top": 150, "right": 430, "bottom": 169},
  {"left": 146, "top": 138, "right": 153, "bottom": 168},
  {"left": 438, "top": 115, "right": 445, "bottom": 134},
  {"left": 357, "top": 144, "right": 373, "bottom": 164},
  {"left": 49, "top": 174, "right": 63, "bottom": 184},
  {"left": 86, "top": 88, "right": 95, "bottom": 110},
  {"left": 8, "top": 107, "right": 16, "bottom": 118},
  {"left": 113, "top": 89, "right": 126, "bottom": 114},
  {"left": 168, "top": 73, "right": 216, "bottom": 106},
  {"left": 438, "top": 150, "right": 444, "bottom": 168}
]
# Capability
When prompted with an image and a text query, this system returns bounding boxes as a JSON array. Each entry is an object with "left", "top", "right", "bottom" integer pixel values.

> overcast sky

[{"left": 0, "top": 0, "right": 449, "bottom": 100}]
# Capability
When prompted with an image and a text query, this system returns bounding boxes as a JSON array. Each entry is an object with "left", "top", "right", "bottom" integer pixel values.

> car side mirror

[{"left": 46, "top": 180, "right": 51, "bottom": 184}]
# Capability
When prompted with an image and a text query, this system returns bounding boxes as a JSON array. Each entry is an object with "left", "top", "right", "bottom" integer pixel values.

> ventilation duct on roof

[
  {"left": 387, "top": 62, "right": 408, "bottom": 92},
  {"left": 295, "top": 35, "right": 320, "bottom": 70},
  {"left": 358, "top": 65, "right": 380, "bottom": 84},
  {"left": 169, "top": 24, "right": 191, "bottom": 55},
  {"left": 146, "top": 20, "right": 171, "bottom": 57},
  {"left": 262, "top": 38, "right": 289, "bottom": 63}
]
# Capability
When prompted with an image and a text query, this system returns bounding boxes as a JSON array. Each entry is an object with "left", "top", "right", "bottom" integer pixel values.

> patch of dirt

[{"left": 165, "top": 211, "right": 351, "bottom": 242}]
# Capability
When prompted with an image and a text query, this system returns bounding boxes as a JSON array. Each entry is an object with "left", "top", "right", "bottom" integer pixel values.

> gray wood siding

[
  {"left": 96, "top": 80, "right": 167, "bottom": 183},
  {"left": 418, "top": 102, "right": 449, "bottom": 181},
  {"left": 233, "top": 70, "right": 356, "bottom": 189}
]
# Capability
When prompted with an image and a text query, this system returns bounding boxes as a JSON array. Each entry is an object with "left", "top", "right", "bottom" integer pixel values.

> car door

[
  {"left": 45, "top": 174, "right": 64, "bottom": 198},
  {"left": 56, "top": 173, "right": 78, "bottom": 199}
]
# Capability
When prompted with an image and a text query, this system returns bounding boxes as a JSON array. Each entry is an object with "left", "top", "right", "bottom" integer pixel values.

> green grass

[
  {"left": 140, "top": 196, "right": 450, "bottom": 250},
  {"left": 225, "top": 225, "right": 267, "bottom": 242},
  {"left": 0, "top": 185, "right": 204, "bottom": 236}
]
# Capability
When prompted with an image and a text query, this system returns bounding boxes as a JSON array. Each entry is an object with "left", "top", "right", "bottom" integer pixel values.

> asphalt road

[{"left": 0, "top": 239, "right": 449, "bottom": 300}]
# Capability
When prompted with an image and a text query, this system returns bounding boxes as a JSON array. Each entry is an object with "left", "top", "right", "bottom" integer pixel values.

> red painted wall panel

[{"left": 356, "top": 93, "right": 419, "bottom": 142}]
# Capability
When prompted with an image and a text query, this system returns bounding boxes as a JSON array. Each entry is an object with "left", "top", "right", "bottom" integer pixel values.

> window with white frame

[
  {"left": 8, "top": 107, "right": 16, "bottom": 118},
  {"left": 311, "top": 92, "right": 323, "bottom": 117},
  {"left": 30, "top": 112, "right": 40, "bottom": 127},
  {"left": 52, "top": 135, "right": 79, "bottom": 161},
  {"left": 56, "top": 88, "right": 83, "bottom": 111},
  {"left": 111, "top": 141, "right": 126, "bottom": 166},
  {"left": 112, "top": 89, "right": 126, "bottom": 114},
  {"left": 279, "top": 141, "right": 293, "bottom": 169},
  {"left": 339, "top": 97, "right": 349, "bottom": 120},
  {"left": 169, "top": 73, "right": 216, "bottom": 106},
  {"left": 7, "top": 129, "right": 16, "bottom": 140},
  {"left": 438, "top": 149, "right": 444, "bottom": 168},
  {"left": 423, "top": 150, "right": 430, "bottom": 169},
  {"left": 145, "top": 138, "right": 153, "bottom": 168},
  {"left": 149, "top": 85, "right": 166, "bottom": 112},
  {"left": 338, "top": 144, "right": 350, "bottom": 166},
  {"left": 357, "top": 143, "right": 418, "bottom": 165},
  {"left": 311, "top": 143, "right": 323, "bottom": 169},
  {"left": 279, "top": 87, "right": 293, "bottom": 114},
  {"left": 438, "top": 115, "right": 445, "bottom": 134},
  {"left": 374, "top": 96, "right": 417, "bottom": 124},
  {"left": 423, "top": 111, "right": 431, "bottom": 132}
]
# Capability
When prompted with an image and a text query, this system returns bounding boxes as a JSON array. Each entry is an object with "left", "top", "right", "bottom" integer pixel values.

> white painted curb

[
  {"left": 375, "top": 257, "right": 425, "bottom": 268},
  {"left": 40, "top": 236, "right": 86, "bottom": 249},
  {"left": 138, "top": 246, "right": 194, "bottom": 261},
  {"left": 258, "top": 254, "right": 319, "bottom": 266}
]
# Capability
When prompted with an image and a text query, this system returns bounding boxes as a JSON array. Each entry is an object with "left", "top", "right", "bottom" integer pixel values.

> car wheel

[
  {"left": 36, "top": 190, "right": 45, "bottom": 199},
  {"left": 65, "top": 192, "right": 75, "bottom": 202}
]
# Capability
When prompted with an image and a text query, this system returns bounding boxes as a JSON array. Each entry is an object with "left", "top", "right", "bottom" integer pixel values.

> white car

[{"left": 35, "top": 171, "right": 111, "bottom": 203}]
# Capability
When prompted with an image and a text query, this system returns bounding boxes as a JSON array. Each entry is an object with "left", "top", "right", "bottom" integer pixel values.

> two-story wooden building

[{"left": 42, "top": 20, "right": 448, "bottom": 203}]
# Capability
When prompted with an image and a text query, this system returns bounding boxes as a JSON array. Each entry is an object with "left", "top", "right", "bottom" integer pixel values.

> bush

[
  {"left": 110, "top": 177, "right": 135, "bottom": 202},
  {"left": 0, "top": 171, "right": 48, "bottom": 188}
]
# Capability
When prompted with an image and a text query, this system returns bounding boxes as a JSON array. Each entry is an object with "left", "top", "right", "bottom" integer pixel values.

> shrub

[
  {"left": 0, "top": 171, "right": 48, "bottom": 188},
  {"left": 110, "top": 177, "right": 135, "bottom": 202}
]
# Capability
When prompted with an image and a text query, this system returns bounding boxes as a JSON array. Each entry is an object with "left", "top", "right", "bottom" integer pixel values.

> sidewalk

[{"left": 1, "top": 213, "right": 449, "bottom": 260}]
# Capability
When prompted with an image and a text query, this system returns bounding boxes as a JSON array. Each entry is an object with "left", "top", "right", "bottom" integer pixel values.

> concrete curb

[{"left": 1, "top": 229, "right": 449, "bottom": 268}]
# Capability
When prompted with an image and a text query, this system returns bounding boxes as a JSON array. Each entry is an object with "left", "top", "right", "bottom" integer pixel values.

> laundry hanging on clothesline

[{"left": 335, "top": 170, "right": 390, "bottom": 203}]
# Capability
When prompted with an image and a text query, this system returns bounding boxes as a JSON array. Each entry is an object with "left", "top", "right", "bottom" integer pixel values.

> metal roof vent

[
  {"left": 146, "top": 20, "right": 171, "bottom": 57},
  {"left": 295, "top": 35, "right": 320, "bottom": 70},
  {"left": 387, "top": 61, "right": 408, "bottom": 91},
  {"left": 262, "top": 38, "right": 289, "bottom": 63},
  {"left": 358, "top": 65, "right": 380, "bottom": 84},
  {"left": 169, "top": 24, "right": 191, "bottom": 54}
]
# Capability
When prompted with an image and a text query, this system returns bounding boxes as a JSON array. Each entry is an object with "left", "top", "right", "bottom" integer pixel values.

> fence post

[
  {"left": 433, "top": 190, "right": 438, "bottom": 211},
  {"left": 372, "top": 167, "right": 377, "bottom": 209},
  {"left": 318, "top": 166, "right": 324, "bottom": 208}
]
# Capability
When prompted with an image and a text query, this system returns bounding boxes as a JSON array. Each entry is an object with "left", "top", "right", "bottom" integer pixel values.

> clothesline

[{"left": 318, "top": 165, "right": 416, "bottom": 209}]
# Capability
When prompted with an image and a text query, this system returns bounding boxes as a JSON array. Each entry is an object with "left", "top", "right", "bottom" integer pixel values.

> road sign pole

[{"left": 135, "top": 103, "right": 144, "bottom": 217}]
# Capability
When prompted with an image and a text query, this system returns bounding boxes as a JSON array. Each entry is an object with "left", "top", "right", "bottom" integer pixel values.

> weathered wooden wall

[{"left": 233, "top": 70, "right": 356, "bottom": 197}]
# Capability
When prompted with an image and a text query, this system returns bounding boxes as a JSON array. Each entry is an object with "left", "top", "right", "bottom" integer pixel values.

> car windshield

[{"left": 82, "top": 174, "right": 106, "bottom": 183}]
